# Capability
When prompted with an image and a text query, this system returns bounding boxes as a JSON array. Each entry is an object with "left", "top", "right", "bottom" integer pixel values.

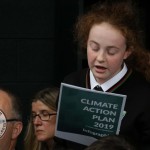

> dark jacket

[{"left": 60, "top": 68, "right": 150, "bottom": 150}]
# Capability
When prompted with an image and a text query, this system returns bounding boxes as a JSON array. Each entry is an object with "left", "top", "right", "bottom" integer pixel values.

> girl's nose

[{"left": 96, "top": 50, "right": 106, "bottom": 62}]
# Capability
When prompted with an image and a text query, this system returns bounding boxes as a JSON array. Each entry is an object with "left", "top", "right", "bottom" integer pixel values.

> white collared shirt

[{"left": 90, "top": 63, "right": 128, "bottom": 92}]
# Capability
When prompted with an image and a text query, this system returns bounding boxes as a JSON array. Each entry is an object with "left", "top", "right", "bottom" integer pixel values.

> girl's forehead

[
  {"left": 91, "top": 23, "right": 123, "bottom": 35},
  {"left": 89, "top": 23, "right": 126, "bottom": 48},
  {"left": 32, "top": 100, "right": 52, "bottom": 112}
]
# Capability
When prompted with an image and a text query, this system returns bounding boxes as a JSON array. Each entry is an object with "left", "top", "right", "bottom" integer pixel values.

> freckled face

[
  {"left": 87, "top": 22, "right": 131, "bottom": 84},
  {"left": 32, "top": 100, "right": 56, "bottom": 142}
]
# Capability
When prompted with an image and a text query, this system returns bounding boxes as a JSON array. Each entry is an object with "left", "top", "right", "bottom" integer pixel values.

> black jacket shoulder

[{"left": 63, "top": 68, "right": 88, "bottom": 88}]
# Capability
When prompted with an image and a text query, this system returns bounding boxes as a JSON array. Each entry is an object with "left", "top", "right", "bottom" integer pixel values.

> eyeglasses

[
  {"left": 31, "top": 112, "right": 57, "bottom": 121},
  {"left": 0, "top": 118, "right": 21, "bottom": 124}
]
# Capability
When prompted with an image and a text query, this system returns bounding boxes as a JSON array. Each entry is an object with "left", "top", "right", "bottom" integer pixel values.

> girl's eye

[
  {"left": 41, "top": 111, "right": 49, "bottom": 116},
  {"left": 89, "top": 42, "right": 99, "bottom": 51},
  {"left": 42, "top": 113, "right": 49, "bottom": 116},
  {"left": 107, "top": 48, "right": 118, "bottom": 55},
  {"left": 32, "top": 113, "right": 36, "bottom": 118}
]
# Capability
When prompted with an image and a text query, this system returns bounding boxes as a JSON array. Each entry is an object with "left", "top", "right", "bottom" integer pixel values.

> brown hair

[{"left": 74, "top": 0, "right": 150, "bottom": 81}]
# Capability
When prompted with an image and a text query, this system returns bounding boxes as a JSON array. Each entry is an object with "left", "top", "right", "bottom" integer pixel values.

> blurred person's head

[
  {"left": 24, "top": 87, "right": 59, "bottom": 150},
  {"left": 0, "top": 88, "right": 23, "bottom": 150},
  {"left": 85, "top": 135, "right": 136, "bottom": 150}
]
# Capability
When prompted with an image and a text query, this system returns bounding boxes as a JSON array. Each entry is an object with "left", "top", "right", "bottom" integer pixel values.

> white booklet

[{"left": 55, "top": 83, "right": 126, "bottom": 146}]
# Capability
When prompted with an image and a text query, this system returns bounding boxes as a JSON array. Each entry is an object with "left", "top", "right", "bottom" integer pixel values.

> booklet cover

[{"left": 55, "top": 83, "right": 126, "bottom": 146}]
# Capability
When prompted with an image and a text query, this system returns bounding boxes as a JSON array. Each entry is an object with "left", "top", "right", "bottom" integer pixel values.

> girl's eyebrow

[
  {"left": 89, "top": 40, "right": 119, "bottom": 49},
  {"left": 89, "top": 40, "right": 99, "bottom": 45},
  {"left": 107, "top": 46, "right": 119, "bottom": 49},
  {"left": 31, "top": 109, "right": 49, "bottom": 113}
]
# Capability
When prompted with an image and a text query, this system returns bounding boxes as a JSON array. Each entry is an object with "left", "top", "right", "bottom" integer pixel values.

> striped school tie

[{"left": 94, "top": 85, "right": 103, "bottom": 91}]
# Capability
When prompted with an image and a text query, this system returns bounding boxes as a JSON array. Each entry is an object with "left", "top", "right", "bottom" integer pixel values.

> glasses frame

[
  {"left": 6, "top": 119, "right": 21, "bottom": 122},
  {"left": 0, "top": 118, "right": 21, "bottom": 124},
  {"left": 32, "top": 112, "right": 57, "bottom": 121}
]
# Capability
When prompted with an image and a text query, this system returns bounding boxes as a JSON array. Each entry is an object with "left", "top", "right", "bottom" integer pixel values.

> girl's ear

[{"left": 124, "top": 48, "right": 133, "bottom": 60}]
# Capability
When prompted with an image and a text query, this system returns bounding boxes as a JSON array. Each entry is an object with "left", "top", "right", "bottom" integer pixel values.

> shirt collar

[{"left": 90, "top": 63, "right": 128, "bottom": 92}]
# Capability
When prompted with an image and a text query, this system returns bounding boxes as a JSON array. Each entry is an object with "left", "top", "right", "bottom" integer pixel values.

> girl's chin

[
  {"left": 37, "top": 137, "right": 47, "bottom": 142},
  {"left": 94, "top": 73, "right": 105, "bottom": 79},
  {"left": 94, "top": 74, "right": 108, "bottom": 84},
  {"left": 37, "top": 136, "right": 53, "bottom": 142},
  {"left": 36, "top": 135, "right": 47, "bottom": 141}
]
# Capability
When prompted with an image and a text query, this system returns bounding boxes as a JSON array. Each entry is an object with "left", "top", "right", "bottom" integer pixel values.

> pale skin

[
  {"left": 0, "top": 90, "right": 23, "bottom": 150},
  {"left": 87, "top": 22, "right": 131, "bottom": 84},
  {"left": 32, "top": 100, "right": 56, "bottom": 147}
]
